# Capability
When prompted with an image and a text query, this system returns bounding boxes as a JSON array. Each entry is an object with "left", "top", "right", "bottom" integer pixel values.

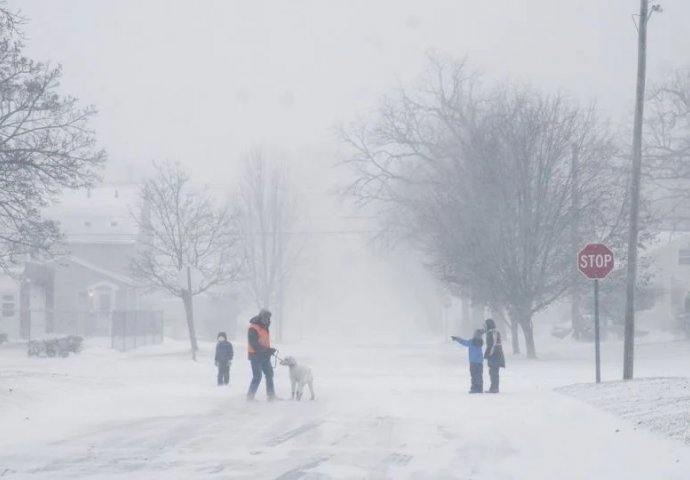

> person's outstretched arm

[{"left": 451, "top": 336, "right": 471, "bottom": 347}]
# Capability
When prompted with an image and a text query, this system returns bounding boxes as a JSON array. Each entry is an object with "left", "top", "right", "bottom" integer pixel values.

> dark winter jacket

[
  {"left": 484, "top": 328, "right": 506, "bottom": 368},
  {"left": 215, "top": 340, "right": 234, "bottom": 365},
  {"left": 248, "top": 316, "right": 273, "bottom": 360},
  {"left": 453, "top": 336, "right": 484, "bottom": 364}
]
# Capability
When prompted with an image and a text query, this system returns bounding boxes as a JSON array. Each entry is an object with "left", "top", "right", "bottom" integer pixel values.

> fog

[
  {"left": 4, "top": 1, "right": 690, "bottom": 477},
  {"left": 13, "top": 0, "right": 689, "bottom": 344}
]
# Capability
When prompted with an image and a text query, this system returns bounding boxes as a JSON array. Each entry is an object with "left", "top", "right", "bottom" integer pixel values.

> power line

[{"left": 61, "top": 230, "right": 378, "bottom": 238}]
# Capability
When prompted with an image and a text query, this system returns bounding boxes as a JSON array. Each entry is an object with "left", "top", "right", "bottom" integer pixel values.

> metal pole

[{"left": 594, "top": 279, "right": 601, "bottom": 384}]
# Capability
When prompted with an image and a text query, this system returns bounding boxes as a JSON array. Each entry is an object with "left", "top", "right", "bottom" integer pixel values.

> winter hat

[
  {"left": 258, "top": 309, "right": 272, "bottom": 326},
  {"left": 485, "top": 319, "right": 496, "bottom": 330},
  {"left": 217, "top": 332, "right": 227, "bottom": 341}
]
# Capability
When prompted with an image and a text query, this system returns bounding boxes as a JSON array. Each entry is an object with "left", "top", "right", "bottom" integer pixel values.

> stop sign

[{"left": 578, "top": 244, "right": 615, "bottom": 279}]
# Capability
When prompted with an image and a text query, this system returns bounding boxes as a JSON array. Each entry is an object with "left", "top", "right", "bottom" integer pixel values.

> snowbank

[{"left": 558, "top": 377, "right": 690, "bottom": 445}]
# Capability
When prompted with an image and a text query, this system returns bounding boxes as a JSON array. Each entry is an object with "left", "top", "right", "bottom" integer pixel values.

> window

[
  {"left": 679, "top": 249, "right": 690, "bottom": 265},
  {"left": 2, "top": 294, "right": 14, "bottom": 317},
  {"left": 77, "top": 290, "right": 89, "bottom": 307}
]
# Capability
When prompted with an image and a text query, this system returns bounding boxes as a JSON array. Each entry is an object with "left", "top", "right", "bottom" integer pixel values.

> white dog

[{"left": 279, "top": 356, "right": 315, "bottom": 401}]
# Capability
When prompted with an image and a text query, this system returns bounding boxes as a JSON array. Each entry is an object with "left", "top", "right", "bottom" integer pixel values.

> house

[
  {"left": 637, "top": 232, "right": 690, "bottom": 331},
  {"left": 0, "top": 270, "right": 25, "bottom": 340},
  {"left": 8, "top": 184, "right": 153, "bottom": 339},
  {"left": 0, "top": 184, "right": 242, "bottom": 342}
]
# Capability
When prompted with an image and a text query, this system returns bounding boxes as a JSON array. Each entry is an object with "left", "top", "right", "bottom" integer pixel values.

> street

[{"left": 1, "top": 337, "right": 689, "bottom": 479}]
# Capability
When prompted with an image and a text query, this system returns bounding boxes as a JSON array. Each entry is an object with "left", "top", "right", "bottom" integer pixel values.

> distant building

[
  {"left": 0, "top": 268, "right": 26, "bottom": 340},
  {"left": 638, "top": 232, "right": 690, "bottom": 331},
  {"left": 0, "top": 184, "right": 241, "bottom": 342},
  {"left": 36, "top": 185, "right": 148, "bottom": 337}
]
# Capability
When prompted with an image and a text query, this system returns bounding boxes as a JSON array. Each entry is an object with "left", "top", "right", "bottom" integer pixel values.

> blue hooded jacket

[{"left": 452, "top": 336, "right": 484, "bottom": 364}]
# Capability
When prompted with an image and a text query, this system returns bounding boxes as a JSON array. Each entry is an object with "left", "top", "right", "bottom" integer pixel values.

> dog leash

[{"left": 271, "top": 350, "right": 282, "bottom": 368}]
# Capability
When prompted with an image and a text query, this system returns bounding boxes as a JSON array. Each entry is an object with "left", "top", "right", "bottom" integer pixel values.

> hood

[{"left": 250, "top": 316, "right": 269, "bottom": 328}]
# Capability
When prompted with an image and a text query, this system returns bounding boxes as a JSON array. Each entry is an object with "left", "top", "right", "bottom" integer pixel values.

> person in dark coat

[
  {"left": 484, "top": 318, "right": 506, "bottom": 393},
  {"left": 451, "top": 329, "right": 485, "bottom": 393},
  {"left": 246, "top": 309, "right": 277, "bottom": 401},
  {"left": 215, "top": 332, "right": 234, "bottom": 386}
]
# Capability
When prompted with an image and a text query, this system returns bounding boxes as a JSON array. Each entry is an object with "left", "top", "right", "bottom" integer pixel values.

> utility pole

[{"left": 624, "top": 0, "right": 659, "bottom": 380}]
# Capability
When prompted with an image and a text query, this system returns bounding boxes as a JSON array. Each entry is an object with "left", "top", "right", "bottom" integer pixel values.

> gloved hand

[
  {"left": 451, "top": 336, "right": 458, "bottom": 341},
  {"left": 268, "top": 347, "right": 277, "bottom": 356}
]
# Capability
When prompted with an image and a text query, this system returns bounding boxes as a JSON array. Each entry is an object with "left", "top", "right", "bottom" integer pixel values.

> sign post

[{"left": 577, "top": 243, "right": 615, "bottom": 384}]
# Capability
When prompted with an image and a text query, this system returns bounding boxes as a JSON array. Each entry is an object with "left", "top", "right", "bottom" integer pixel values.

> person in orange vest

[{"left": 246, "top": 309, "right": 277, "bottom": 401}]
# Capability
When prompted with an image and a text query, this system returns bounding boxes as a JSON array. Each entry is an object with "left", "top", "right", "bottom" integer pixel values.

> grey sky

[{"left": 14, "top": 0, "right": 690, "bottom": 187}]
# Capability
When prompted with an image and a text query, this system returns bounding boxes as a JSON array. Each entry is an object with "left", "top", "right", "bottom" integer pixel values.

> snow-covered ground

[
  {"left": 2, "top": 334, "right": 690, "bottom": 479},
  {"left": 559, "top": 377, "right": 690, "bottom": 446}
]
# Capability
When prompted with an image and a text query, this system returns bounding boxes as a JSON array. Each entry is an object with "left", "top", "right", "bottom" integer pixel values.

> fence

[
  {"left": 51, "top": 310, "right": 111, "bottom": 337},
  {"left": 13, "top": 309, "right": 111, "bottom": 340},
  {"left": 111, "top": 310, "right": 164, "bottom": 352},
  {"left": 677, "top": 312, "right": 690, "bottom": 339}
]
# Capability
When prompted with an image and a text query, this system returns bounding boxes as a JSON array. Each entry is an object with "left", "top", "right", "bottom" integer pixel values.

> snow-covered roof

[
  {"left": 642, "top": 231, "right": 690, "bottom": 257},
  {"left": 43, "top": 184, "right": 141, "bottom": 244},
  {"left": 48, "top": 254, "right": 141, "bottom": 287}
]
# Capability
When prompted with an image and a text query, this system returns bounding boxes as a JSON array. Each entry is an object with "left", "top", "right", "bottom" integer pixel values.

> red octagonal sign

[{"left": 578, "top": 244, "right": 615, "bottom": 280}]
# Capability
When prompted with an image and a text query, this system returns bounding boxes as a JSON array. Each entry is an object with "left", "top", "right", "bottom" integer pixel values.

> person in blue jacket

[{"left": 451, "top": 329, "right": 485, "bottom": 393}]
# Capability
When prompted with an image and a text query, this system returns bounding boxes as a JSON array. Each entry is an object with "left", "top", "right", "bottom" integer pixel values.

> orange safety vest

[{"left": 247, "top": 324, "right": 271, "bottom": 355}]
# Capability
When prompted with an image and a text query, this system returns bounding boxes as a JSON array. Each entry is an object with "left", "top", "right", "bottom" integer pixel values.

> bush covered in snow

[{"left": 27, "top": 336, "right": 83, "bottom": 358}]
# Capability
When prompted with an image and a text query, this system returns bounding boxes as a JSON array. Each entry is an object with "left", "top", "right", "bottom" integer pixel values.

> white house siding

[
  {"left": 638, "top": 234, "right": 690, "bottom": 331},
  {"left": 0, "top": 275, "right": 19, "bottom": 339}
]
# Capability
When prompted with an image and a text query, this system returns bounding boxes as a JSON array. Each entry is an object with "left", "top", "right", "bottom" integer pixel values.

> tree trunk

[
  {"left": 571, "top": 291, "right": 581, "bottom": 340},
  {"left": 491, "top": 305, "right": 509, "bottom": 340},
  {"left": 571, "top": 143, "right": 582, "bottom": 340},
  {"left": 507, "top": 307, "right": 524, "bottom": 355},
  {"left": 520, "top": 319, "right": 537, "bottom": 359},
  {"left": 510, "top": 321, "right": 521, "bottom": 355},
  {"left": 471, "top": 296, "right": 485, "bottom": 329},
  {"left": 182, "top": 291, "right": 198, "bottom": 360},
  {"left": 461, "top": 292, "right": 471, "bottom": 332},
  {"left": 275, "top": 285, "right": 284, "bottom": 342}
]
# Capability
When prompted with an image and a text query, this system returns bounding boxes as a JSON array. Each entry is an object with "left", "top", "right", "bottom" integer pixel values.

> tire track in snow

[
  {"left": 272, "top": 456, "right": 331, "bottom": 480},
  {"left": 266, "top": 421, "right": 323, "bottom": 447},
  {"left": 1, "top": 403, "right": 234, "bottom": 477}
]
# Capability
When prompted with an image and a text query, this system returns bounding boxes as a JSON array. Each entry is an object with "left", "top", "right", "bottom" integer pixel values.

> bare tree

[
  {"left": 131, "top": 161, "right": 239, "bottom": 359},
  {"left": 646, "top": 67, "right": 690, "bottom": 180},
  {"left": 0, "top": 7, "right": 105, "bottom": 270},
  {"left": 644, "top": 66, "right": 690, "bottom": 229},
  {"left": 341, "top": 56, "right": 621, "bottom": 358},
  {"left": 235, "top": 150, "right": 300, "bottom": 341}
]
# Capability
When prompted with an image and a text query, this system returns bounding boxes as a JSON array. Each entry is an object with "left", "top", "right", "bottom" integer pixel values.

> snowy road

[{"left": 2, "top": 338, "right": 690, "bottom": 479}]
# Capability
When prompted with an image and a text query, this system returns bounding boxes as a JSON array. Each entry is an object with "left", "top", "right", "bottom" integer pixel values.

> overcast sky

[{"left": 13, "top": 0, "right": 690, "bottom": 188}]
